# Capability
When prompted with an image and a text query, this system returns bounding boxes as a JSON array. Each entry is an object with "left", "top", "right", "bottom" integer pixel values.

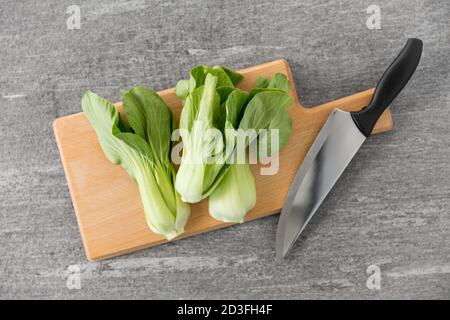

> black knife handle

[{"left": 351, "top": 38, "right": 423, "bottom": 137}]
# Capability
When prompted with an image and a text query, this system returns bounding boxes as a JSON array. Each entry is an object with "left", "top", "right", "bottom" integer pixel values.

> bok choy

[
  {"left": 175, "top": 64, "right": 293, "bottom": 222},
  {"left": 175, "top": 65, "right": 244, "bottom": 203},
  {"left": 208, "top": 74, "right": 293, "bottom": 223},
  {"left": 82, "top": 87, "right": 189, "bottom": 240}
]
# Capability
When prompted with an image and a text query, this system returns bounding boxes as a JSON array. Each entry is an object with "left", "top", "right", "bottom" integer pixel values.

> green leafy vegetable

[
  {"left": 268, "top": 73, "right": 291, "bottom": 93},
  {"left": 82, "top": 88, "right": 189, "bottom": 240},
  {"left": 175, "top": 65, "right": 244, "bottom": 203},
  {"left": 175, "top": 65, "right": 293, "bottom": 222},
  {"left": 219, "top": 65, "right": 244, "bottom": 85},
  {"left": 254, "top": 76, "right": 270, "bottom": 89},
  {"left": 83, "top": 64, "right": 294, "bottom": 231},
  {"left": 208, "top": 73, "right": 293, "bottom": 223},
  {"left": 240, "top": 91, "right": 293, "bottom": 156}
]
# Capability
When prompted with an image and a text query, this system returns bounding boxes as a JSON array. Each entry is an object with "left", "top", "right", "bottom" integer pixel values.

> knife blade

[{"left": 276, "top": 38, "right": 423, "bottom": 260}]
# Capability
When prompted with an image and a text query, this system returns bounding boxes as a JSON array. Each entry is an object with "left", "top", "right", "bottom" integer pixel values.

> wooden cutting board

[{"left": 53, "top": 59, "right": 393, "bottom": 261}]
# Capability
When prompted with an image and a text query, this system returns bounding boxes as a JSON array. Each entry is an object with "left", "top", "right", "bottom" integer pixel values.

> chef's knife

[{"left": 276, "top": 38, "right": 423, "bottom": 260}]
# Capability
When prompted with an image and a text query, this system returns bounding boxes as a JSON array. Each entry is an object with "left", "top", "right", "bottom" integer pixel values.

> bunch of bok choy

[{"left": 82, "top": 65, "right": 293, "bottom": 237}]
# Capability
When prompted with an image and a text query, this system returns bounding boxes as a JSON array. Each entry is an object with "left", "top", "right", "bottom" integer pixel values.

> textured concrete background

[{"left": 0, "top": 0, "right": 449, "bottom": 299}]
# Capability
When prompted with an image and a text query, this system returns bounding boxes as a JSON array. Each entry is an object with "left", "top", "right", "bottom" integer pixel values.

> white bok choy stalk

[{"left": 82, "top": 88, "right": 189, "bottom": 240}]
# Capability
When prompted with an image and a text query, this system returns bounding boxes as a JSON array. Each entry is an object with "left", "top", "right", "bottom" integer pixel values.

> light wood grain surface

[
  {"left": 1, "top": 0, "right": 449, "bottom": 299},
  {"left": 53, "top": 59, "right": 392, "bottom": 261}
]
